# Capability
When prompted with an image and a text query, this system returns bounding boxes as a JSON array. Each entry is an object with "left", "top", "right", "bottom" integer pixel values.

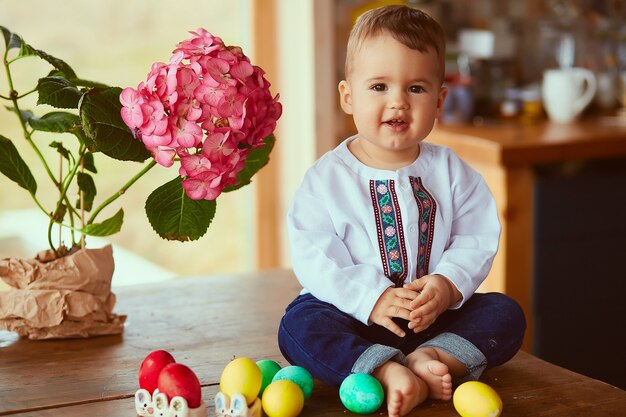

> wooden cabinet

[{"left": 428, "top": 117, "right": 626, "bottom": 351}]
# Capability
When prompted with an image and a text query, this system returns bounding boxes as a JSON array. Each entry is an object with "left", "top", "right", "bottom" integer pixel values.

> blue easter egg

[
  {"left": 339, "top": 373, "right": 384, "bottom": 414},
  {"left": 272, "top": 365, "right": 314, "bottom": 399}
]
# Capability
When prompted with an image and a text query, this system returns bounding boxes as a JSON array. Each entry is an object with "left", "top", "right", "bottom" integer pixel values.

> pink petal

[{"left": 153, "top": 147, "right": 176, "bottom": 167}]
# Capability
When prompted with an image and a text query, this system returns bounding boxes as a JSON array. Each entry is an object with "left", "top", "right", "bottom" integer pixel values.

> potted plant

[{"left": 0, "top": 26, "right": 281, "bottom": 339}]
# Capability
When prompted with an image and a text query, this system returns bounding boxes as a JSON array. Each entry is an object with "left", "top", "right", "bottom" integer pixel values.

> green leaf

[
  {"left": 82, "top": 208, "right": 123, "bottom": 237},
  {"left": 49, "top": 141, "right": 70, "bottom": 160},
  {"left": 37, "top": 76, "right": 81, "bottom": 109},
  {"left": 80, "top": 87, "right": 151, "bottom": 162},
  {"left": 1, "top": 26, "right": 23, "bottom": 50},
  {"left": 82, "top": 152, "right": 97, "bottom": 173},
  {"left": 29, "top": 111, "right": 80, "bottom": 133},
  {"left": 145, "top": 177, "right": 216, "bottom": 241},
  {"left": 69, "top": 124, "right": 89, "bottom": 148},
  {"left": 0, "top": 134, "right": 37, "bottom": 194},
  {"left": 70, "top": 78, "right": 109, "bottom": 88},
  {"left": 33, "top": 48, "right": 76, "bottom": 79},
  {"left": 223, "top": 134, "right": 276, "bottom": 192},
  {"left": 19, "top": 42, "right": 36, "bottom": 58},
  {"left": 76, "top": 172, "right": 96, "bottom": 212},
  {"left": 3, "top": 106, "right": 35, "bottom": 124}
]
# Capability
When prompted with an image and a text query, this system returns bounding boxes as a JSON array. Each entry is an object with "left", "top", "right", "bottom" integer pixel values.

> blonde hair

[{"left": 345, "top": 5, "right": 446, "bottom": 81}]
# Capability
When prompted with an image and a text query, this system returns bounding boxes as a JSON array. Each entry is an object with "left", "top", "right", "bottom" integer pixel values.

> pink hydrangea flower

[
  {"left": 120, "top": 88, "right": 144, "bottom": 129},
  {"left": 120, "top": 28, "right": 282, "bottom": 200}
]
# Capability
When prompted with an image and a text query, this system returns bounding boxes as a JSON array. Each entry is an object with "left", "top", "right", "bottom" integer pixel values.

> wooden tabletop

[
  {"left": 430, "top": 117, "right": 626, "bottom": 166},
  {"left": 1, "top": 269, "right": 624, "bottom": 416}
]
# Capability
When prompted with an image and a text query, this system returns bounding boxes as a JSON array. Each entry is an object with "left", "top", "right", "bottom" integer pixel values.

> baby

[{"left": 278, "top": 5, "right": 526, "bottom": 417}]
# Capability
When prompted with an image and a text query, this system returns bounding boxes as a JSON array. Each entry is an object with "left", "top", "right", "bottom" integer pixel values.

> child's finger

[
  {"left": 383, "top": 317, "right": 406, "bottom": 337},
  {"left": 411, "top": 299, "right": 438, "bottom": 319},
  {"left": 395, "top": 288, "right": 420, "bottom": 300},
  {"left": 410, "top": 289, "right": 433, "bottom": 309},
  {"left": 388, "top": 304, "right": 411, "bottom": 321},
  {"left": 407, "top": 317, "right": 421, "bottom": 329}
]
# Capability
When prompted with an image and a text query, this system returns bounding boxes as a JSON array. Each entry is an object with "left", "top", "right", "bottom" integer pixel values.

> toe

[{"left": 426, "top": 360, "right": 449, "bottom": 377}]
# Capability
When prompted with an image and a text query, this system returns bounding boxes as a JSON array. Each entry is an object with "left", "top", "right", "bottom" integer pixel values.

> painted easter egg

[
  {"left": 272, "top": 365, "right": 314, "bottom": 399},
  {"left": 219, "top": 357, "right": 262, "bottom": 405},
  {"left": 257, "top": 359, "right": 282, "bottom": 396},
  {"left": 339, "top": 373, "right": 384, "bottom": 414},
  {"left": 262, "top": 380, "right": 304, "bottom": 417},
  {"left": 453, "top": 381, "right": 502, "bottom": 417},
  {"left": 138, "top": 350, "right": 176, "bottom": 394}
]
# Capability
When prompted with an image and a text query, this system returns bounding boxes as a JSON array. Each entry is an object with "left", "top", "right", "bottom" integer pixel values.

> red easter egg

[
  {"left": 157, "top": 363, "right": 202, "bottom": 408},
  {"left": 138, "top": 350, "right": 176, "bottom": 393}
]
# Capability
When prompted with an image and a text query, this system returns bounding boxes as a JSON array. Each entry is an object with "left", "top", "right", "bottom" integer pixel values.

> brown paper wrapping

[{"left": 0, "top": 244, "right": 126, "bottom": 339}]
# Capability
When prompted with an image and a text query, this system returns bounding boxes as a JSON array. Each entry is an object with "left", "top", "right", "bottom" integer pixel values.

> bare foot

[
  {"left": 406, "top": 347, "right": 453, "bottom": 401},
  {"left": 372, "top": 361, "right": 429, "bottom": 417}
]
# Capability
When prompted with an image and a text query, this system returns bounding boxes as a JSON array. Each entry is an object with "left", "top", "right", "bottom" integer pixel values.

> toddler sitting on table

[{"left": 277, "top": 5, "right": 526, "bottom": 417}]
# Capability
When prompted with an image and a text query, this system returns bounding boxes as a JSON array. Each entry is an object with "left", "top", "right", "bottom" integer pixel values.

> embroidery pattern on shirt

[
  {"left": 370, "top": 180, "right": 407, "bottom": 287},
  {"left": 410, "top": 176, "right": 437, "bottom": 278}
]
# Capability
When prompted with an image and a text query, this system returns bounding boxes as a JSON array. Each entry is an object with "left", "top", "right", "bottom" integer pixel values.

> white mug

[{"left": 542, "top": 68, "right": 596, "bottom": 123}]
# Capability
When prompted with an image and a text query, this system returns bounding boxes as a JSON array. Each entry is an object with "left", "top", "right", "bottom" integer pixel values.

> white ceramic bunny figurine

[
  {"left": 135, "top": 388, "right": 155, "bottom": 417},
  {"left": 134, "top": 388, "right": 207, "bottom": 417},
  {"left": 153, "top": 392, "right": 171, "bottom": 417},
  {"left": 214, "top": 392, "right": 252, "bottom": 417}
]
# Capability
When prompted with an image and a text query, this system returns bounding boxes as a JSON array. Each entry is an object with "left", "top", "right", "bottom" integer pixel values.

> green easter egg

[
  {"left": 271, "top": 365, "right": 314, "bottom": 399},
  {"left": 339, "top": 373, "right": 384, "bottom": 414},
  {"left": 256, "top": 359, "right": 282, "bottom": 396}
]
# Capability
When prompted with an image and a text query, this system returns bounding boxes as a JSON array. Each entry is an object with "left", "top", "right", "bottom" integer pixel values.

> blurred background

[
  {"left": 2, "top": 0, "right": 626, "bottom": 278},
  {"left": 2, "top": 0, "right": 626, "bottom": 388}
]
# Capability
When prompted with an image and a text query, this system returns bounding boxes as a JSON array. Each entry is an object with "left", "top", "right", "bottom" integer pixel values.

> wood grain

[
  {"left": 2, "top": 269, "right": 625, "bottom": 417},
  {"left": 0, "top": 270, "right": 301, "bottom": 414},
  {"left": 430, "top": 118, "right": 626, "bottom": 167}
]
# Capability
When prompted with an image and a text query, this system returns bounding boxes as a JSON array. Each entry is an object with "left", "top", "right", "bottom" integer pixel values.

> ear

[
  {"left": 134, "top": 389, "right": 151, "bottom": 415},
  {"left": 435, "top": 85, "right": 448, "bottom": 119},
  {"left": 230, "top": 393, "right": 247, "bottom": 413},
  {"left": 169, "top": 396, "right": 190, "bottom": 417},
  {"left": 215, "top": 392, "right": 228, "bottom": 414},
  {"left": 338, "top": 80, "right": 353, "bottom": 115},
  {"left": 153, "top": 392, "right": 169, "bottom": 416}
]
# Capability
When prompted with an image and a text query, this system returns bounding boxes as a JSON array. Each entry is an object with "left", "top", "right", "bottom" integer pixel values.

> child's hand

[
  {"left": 369, "top": 287, "right": 420, "bottom": 337},
  {"left": 405, "top": 274, "right": 461, "bottom": 333}
]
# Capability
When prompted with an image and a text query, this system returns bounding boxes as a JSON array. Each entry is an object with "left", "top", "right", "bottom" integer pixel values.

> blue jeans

[{"left": 277, "top": 292, "right": 526, "bottom": 387}]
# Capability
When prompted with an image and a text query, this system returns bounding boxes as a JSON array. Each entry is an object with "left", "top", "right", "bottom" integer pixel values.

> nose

[{"left": 388, "top": 90, "right": 408, "bottom": 110}]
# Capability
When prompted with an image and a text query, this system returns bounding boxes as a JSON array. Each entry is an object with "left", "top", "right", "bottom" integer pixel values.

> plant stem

[
  {"left": 80, "top": 157, "right": 85, "bottom": 249},
  {"left": 88, "top": 160, "right": 157, "bottom": 225},
  {"left": 47, "top": 144, "right": 85, "bottom": 252},
  {"left": 3, "top": 45, "right": 63, "bottom": 253},
  {"left": 16, "top": 86, "right": 37, "bottom": 99},
  {"left": 4, "top": 56, "right": 57, "bottom": 187}
]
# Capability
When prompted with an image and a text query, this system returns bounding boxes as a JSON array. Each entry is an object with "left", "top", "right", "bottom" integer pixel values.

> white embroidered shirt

[{"left": 287, "top": 136, "right": 501, "bottom": 325}]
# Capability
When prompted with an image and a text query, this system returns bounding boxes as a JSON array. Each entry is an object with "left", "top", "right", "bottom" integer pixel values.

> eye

[
  {"left": 409, "top": 85, "right": 425, "bottom": 94},
  {"left": 370, "top": 83, "right": 387, "bottom": 92}
]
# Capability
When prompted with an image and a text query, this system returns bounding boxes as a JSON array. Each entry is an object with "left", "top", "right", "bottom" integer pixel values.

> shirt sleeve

[
  {"left": 287, "top": 179, "right": 393, "bottom": 325},
  {"left": 431, "top": 160, "right": 501, "bottom": 309}
]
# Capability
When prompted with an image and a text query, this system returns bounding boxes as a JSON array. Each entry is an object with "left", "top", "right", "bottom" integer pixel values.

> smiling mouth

[{"left": 384, "top": 119, "right": 407, "bottom": 127}]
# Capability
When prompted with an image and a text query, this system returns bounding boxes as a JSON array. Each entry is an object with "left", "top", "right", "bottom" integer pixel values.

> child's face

[{"left": 339, "top": 33, "right": 447, "bottom": 158}]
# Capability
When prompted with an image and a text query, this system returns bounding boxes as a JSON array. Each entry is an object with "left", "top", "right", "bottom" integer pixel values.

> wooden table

[
  {"left": 429, "top": 117, "right": 626, "bottom": 351},
  {"left": 1, "top": 269, "right": 624, "bottom": 416}
]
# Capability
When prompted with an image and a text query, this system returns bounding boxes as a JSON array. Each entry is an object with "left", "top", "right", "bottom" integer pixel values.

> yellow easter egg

[
  {"left": 453, "top": 381, "right": 502, "bottom": 417},
  {"left": 220, "top": 357, "right": 262, "bottom": 404},
  {"left": 262, "top": 380, "right": 304, "bottom": 417}
]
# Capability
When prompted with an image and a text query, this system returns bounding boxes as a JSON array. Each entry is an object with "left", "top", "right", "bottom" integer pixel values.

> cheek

[{"left": 352, "top": 103, "right": 379, "bottom": 124}]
